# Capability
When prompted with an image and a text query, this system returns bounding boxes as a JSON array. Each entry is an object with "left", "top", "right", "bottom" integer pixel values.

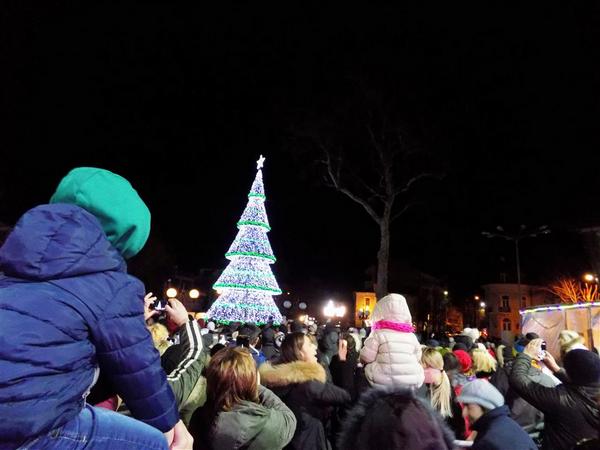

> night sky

[{"left": 2, "top": 4, "right": 600, "bottom": 305}]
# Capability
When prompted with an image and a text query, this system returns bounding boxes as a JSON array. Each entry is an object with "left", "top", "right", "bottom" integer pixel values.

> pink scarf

[{"left": 372, "top": 320, "right": 414, "bottom": 333}]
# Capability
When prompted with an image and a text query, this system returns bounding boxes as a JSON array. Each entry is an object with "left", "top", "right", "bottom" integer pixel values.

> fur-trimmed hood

[
  {"left": 337, "top": 387, "right": 456, "bottom": 450},
  {"left": 259, "top": 361, "right": 327, "bottom": 387}
]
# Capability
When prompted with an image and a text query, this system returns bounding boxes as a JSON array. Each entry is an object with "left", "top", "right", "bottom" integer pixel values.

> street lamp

[
  {"left": 166, "top": 288, "right": 178, "bottom": 298},
  {"left": 189, "top": 289, "right": 200, "bottom": 299},
  {"left": 482, "top": 224, "right": 550, "bottom": 308},
  {"left": 583, "top": 273, "right": 598, "bottom": 283},
  {"left": 358, "top": 305, "right": 370, "bottom": 327}
]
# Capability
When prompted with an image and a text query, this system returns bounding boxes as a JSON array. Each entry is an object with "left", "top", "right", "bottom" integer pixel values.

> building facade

[
  {"left": 482, "top": 283, "right": 555, "bottom": 342},
  {"left": 354, "top": 291, "right": 376, "bottom": 328}
]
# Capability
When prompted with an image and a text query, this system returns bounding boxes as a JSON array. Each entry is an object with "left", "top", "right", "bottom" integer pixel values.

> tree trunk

[{"left": 376, "top": 212, "right": 391, "bottom": 300}]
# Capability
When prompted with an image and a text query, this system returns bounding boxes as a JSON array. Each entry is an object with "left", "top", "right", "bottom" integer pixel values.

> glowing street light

[
  {"left": 189, "top": 289, "right": 200, "bottom": 299},
  {"left": 323, "top": 300, "right": 336, "bottom": 318},
  {"left": 583, "top": 273, "right": 598, "bottom": 283},
  {"left": 166, "top": 288, "right": 178, "bottom": 298},
  {"left": 479, "top": 302, "right": 486, "bottom": 308}
]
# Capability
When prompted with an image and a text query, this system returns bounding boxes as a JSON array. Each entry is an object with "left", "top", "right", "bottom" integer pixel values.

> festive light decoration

[
  {"left": 520, "top": 302, "right": 600, "bottom": 315},
  {"left": 207, "top": 155, "right": 284, "bottom": 325}
]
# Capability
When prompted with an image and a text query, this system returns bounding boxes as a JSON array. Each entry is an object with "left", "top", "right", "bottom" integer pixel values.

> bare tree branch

[
  {"left": 390, "top": 202, "right": 419, "bottom": 223},
  {"left": 394, "top": 172, "right": 438, "bottom": 196},
  {"left": 321, "top": 143, "right": 382, "bottom": 224}
]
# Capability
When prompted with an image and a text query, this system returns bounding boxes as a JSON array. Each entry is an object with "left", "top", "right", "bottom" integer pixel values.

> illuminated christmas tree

[{"left": 207, "top": 155, "right": 284, "bottom": 325}]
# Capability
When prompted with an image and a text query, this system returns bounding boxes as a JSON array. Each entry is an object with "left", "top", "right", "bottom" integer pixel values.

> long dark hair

[{"left": 276, "top": 332, "right": 306, "bottom": 364}]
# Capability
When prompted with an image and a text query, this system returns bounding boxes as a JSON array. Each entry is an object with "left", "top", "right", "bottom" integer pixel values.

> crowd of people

[{"left": 1, "top": 167, "right": 600, "bottom": 450}]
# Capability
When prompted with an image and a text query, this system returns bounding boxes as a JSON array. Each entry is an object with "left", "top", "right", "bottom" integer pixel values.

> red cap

[{"left": 453, "top": 349, "right": 472, "bottom": 373}]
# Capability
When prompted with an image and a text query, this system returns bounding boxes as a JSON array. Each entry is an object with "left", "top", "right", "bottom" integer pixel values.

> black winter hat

[
  {"left": 453, "top": 334, "right": 473, "bottom": 350},
  {"left": 425, "top": 339, "right": 440, "bottom": 348},
  {"left": 338, "top": 387, "right": 455, "bottom": 450},
  {"left": 453, "top": 342, "right": 469, "bottom": 353},
  {"left": 564, "top": 349, "right": 600, "bottom": 386}
]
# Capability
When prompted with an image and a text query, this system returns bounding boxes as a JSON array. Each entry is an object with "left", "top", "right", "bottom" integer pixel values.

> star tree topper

[{"left": 257, "top": 154, "right": 266, "bottom": 170}]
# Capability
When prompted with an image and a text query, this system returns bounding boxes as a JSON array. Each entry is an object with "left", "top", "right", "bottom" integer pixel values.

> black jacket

[
  {"left": 471, "top": 405, "right": 537, "bottom": 450},
  {"left": 491, "top": 357, "right": 552, "bottom": 431},
  {"left": 509, "top": 353, "right": 600, "bottom": 450},
  {"left": 259, "top": 360, "right": 350, "bottom": 450},
  {"left": 329, "top": 351, "right": 359, "bottom": 401}
]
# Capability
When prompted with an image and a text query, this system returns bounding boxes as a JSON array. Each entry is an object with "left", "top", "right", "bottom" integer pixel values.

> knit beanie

[
  {"left": 453, "top": 349, "right": 472, "bottom": 373},
  {"left": 50, "top": 167, "right": 150, "bottom": 259},
  {"left": 564, "top": 349, "right": 600, "bottom": 386},
  {"left": 456, "top": 379, "right": 504, "bottom": 411}
]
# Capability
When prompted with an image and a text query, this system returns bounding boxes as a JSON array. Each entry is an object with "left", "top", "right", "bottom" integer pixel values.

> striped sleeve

[{"left": 167, "top": 319, "right": 203, "bottom": 382}]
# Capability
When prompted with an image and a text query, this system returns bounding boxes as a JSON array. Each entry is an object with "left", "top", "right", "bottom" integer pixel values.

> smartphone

[
  {"left": 541, "top": 341, "right": 547, "bottom": 351},
  {"left": 153, "top": 298, "right": 167, "bottom": 311}
]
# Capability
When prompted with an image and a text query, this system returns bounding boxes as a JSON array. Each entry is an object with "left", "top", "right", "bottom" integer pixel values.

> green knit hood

[{"left": 50, "top": 167, "right": 151, "bottom": 259}]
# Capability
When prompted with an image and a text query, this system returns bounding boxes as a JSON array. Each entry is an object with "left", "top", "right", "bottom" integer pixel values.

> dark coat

[
  {"left": 330, "top": 350, "right": 359, "bottom": 401},
  {"left": 337, "top": 386, "right": 456, "bottom": 450},
  {"left": 510, "top": 353, "right": 600, "bottom": 450},
  {"left": 259, "top": 360, "right": 350, "bottom": 450},
  {"left": 471, "top": 405, "right": 537, "bottom": 450},
  {"left": 0, "top": 204, "right": 178, "bottom": 447},
  {"left": 491, "top": 356, "right": 550, "bottom": 431},
  {"left": 261, "top": 326, "right": 280, "bottom": 362}
]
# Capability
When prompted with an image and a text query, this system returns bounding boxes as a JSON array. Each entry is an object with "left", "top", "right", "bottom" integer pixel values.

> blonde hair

[
  {"left": 559, "top": 330, "right": 585, "bottom": 358},
  {"left": 421, "top": 348, "right": 452, "bottom": 417},
  {"left": 471, "top": 348, "right": 497, "bottom": 374},
  {"left": 148, "top": 323, "right": 170, "bottom": 355},
  {"left": 206, "top": 347, "right": 259, "bottom": 418}
]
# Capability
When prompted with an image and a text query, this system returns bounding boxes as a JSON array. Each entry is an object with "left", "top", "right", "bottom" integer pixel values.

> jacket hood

[
  {"left": 372, "top": 293, "right": 412, "bottom": 323},
  {"left": 337, "top": 387, "right": 455, "bottom": 450},
  {"left": 259, "top": 361, "right": 327, "bottom": 387},
  {"left": 50, "top": 167, "right": 150, "bottom": 259},
  {"left": 0, "top": 204, "right": 125, "bottom": 280},
  {"left": 213, "top": 400, "right": 276, "bottom": 449}
]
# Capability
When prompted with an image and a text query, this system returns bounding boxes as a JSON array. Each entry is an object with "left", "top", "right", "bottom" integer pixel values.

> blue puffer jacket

[{"left": 0, "top": 204, "right": 179, "bottom": 447}]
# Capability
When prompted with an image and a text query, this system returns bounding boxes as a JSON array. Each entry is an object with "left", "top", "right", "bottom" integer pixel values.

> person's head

[
  {"left": 443, "top": 352, "right": 460, "bottom": 373},
  {"left": 148, "top": 322, "right": 170, "bottom": 355},
  {"left": 337, "top": 387, "right": 455, "bottom": 450},
  {"left": 564, "top": 349, "right": 600, "bottom": 387},
  {"left": 453, "top": 334, "right": 473, "bottom": 351},
  {"left": 237, "top": 324, "right": 261, "bottom": 348},
  {"left": 471, "top": 348, "right": 497, "bottom": 374},
  {"left": 462, "top": 328, "right": 480, "bottom": 344},
  {"left": 210, "top": 343, "right": 226, "bottom": 357},
  {"left": 371, "top": 293, "right": 412, "bottom": 323},
  {"left": 457, "top": 380, "right": 504, "bottom": 424},
  {"left": 50, "top": 167, "right": 150, "bottom": 259},
  {"left": 422, "top": 348, "right": 452, "bottom": 417},
  {"left": 453, "top": 349, "right": 473, "bottom": 374},
  {"left": 205, "top": 347, "right": 259, "bottom": 417},
  {"left": 278, "top": 332, "right": 317, "bottom": 364},
  {"left": 341, "top": 333, "right": 357, "bottom": 353},
  {"left": 560, "top": 330, "right": 587, "bottom": 359}
]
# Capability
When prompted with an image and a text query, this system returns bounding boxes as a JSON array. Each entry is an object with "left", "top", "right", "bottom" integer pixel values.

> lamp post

[
  {"left": 482, "top": 225, "right": 550, "bottom": 309},
  {"left": 358, "top": 305, "right": 370, "bottom": 328}
]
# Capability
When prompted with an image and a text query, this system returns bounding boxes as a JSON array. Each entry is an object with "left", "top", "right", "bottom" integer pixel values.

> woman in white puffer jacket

[{"left": 360, "top": 293, "right": 424, "bottom": 389}]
